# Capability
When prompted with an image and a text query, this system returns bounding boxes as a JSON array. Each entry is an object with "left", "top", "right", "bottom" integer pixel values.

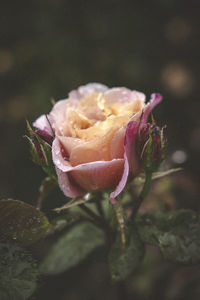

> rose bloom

[{"left": 33, "top": 83, "right": 162, "bottom": 203}]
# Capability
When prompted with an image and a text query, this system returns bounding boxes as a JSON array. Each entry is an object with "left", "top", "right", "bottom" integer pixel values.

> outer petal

[
  {"left": 70, "top": 159, "right": 124, "bottom": 191},
  {"left": 33, "top": 114, "right": 53, "bottom": 136},
  {"left": 110, "top": 127, "right": 126, "bottom": 159},
  {"left": 110, "top": 93, "right": 163, "bottom": 202},
  {"left": 56, "top": 167, "right": 85, "bottom": 198},
  {"left": 50, "top": 99, "right": 79, "bottom": 136},
  {"left": 52, "top": 137, "right": 124, "bottom": 194},
  {"left": 104, "top": 88, "right": 146, "bottom": 104},
  {"left": 52, "top": 137, "right": 73, "bottom": 172},
  {"left": 69, "top": 83, "right": 108, "bottom": 100},
  {"left": 110, "top": 121, "right": 139, "bottom": 203},
  {"left": 142, "top": 93, "right": 163, "bottom": 124}
]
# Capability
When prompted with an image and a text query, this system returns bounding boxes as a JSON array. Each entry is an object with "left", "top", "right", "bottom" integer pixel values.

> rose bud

[
  {"left": 26, "top": 120, "right": 55, "bottom": 176},
  {"left": 35, "top": 129, "right": 54, "bottom": 146},
  {"left": 138, "top": 123, "right": 167, "bottom": 173},
  {"left": 33, "top": 83, "right": 163, "bottom": 202}
]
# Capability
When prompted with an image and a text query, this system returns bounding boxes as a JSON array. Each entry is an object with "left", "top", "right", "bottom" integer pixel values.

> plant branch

[
  {"left": 37, "top": 177, "right": 57, "bottom": 210},
  {"left": 131, "top": 171, "right": 152, "bottom": 220},
  {"left": 79, "top": 204, "right": 102, "bottom": 221},
  {"left": 113, "top": 202, "right": 126, "bottom": 248},
  {"left": 80, "top": 203, "right": 112, "bottom": 247},
  {"left": 95, "top": 200, "right": 105, "bottom": 219}
]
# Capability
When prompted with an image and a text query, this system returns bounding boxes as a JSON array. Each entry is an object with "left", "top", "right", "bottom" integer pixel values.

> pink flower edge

[{"left": 110, "top": 93, "right": 163, "bottom": 203}]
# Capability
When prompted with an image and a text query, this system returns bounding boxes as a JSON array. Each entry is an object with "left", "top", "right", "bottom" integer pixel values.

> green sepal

[{"left": 25, "top": 120, "right": 56, "bottom": 177}]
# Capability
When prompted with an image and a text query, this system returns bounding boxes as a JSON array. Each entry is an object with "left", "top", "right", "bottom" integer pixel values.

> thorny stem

[
  {"left": 114, "top": 202, "right": 126, "bottom": 248},
  {"left": 131, "top": 171, "right": 152, "bottom": 220}
]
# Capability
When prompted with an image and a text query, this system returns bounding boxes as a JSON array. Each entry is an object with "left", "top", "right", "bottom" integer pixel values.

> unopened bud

[
  {"left": 35, "top": 129, "right": 53, "bottom": 146},
  {"left": 25, "top": 121, "right": 55, "bottom": 176},
  {"left": 138, "top": 124, "right": 167, "bottom": 173}
]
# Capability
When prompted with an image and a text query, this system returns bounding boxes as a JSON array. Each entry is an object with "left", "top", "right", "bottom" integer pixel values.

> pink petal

[
  {"left": 56, "top": 167, "right": 85, "bottom": 198},
  {"left": 109, "top": 94, "right": 162, "bottom": 202},
  {"left": 124, "top": 121, "right": 141, "bottom": 175},
  {"left": 53, "top": 136, "right": 124, "bottom": 193},
  {"left": 69, "top": 83, "right": 108, "bottom": 100},
  {"left": 52, "top": 137, "right": 73, "bottom": 172},
  {"left": 142, "top": 93, "right": 163, "bottom": 123},
  {"left": 104, "top": 88, "right": 146, "bottom": 104},
  {"left": 33, "top": 114, "right": 53, "bottom": 136},
  {"left": 69, "top": 127, "right": 117, "bottom": 166},
  {"left": 110, "top": 127, "right": 126, "bottom": 159},
  {"left": 50, "top": 99, "right": 79, "bottom": 136},
  {"left": 70, "top": 159, "right": 124, "bottom": 191},
  {"left": 109, "top": 156, "right": 130, "bottom": 204},
  {"left": 58, "top": 136, "right": 83, "bottom": 156},
  {"left": 109, "top": 121, "right": 140, "bottom": 203}
]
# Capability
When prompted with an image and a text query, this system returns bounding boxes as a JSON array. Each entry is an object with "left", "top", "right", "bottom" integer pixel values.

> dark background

[{"left": 0, "top": 0, "right": 200, "bottom": 299}]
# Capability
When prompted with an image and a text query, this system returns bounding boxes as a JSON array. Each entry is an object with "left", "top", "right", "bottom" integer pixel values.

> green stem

[
  {"left": 79, "top": 204, "right": 102, "bottom": 221},
  {"left": 95, "top": 200, "right": 105, "bottom": 219},
  {"left": 114, "top": 202, "right": 126, "bottom": 248},
  {"left": 131, "top": 171, "right": 152, "bottom": 219},
  {"left": 37, "top": 177, "right": 57, "bottom": 210},
  {"left": 80, "top": 203, "right": 112, "bottom": 247}
]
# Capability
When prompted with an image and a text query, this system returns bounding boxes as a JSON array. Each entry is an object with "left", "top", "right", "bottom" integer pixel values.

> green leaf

[
  {"left": 40, "top": 222, "right": 104, "bottom": 275},
  {"left": 109, "top": 228, "right": 145, "bottom": 282},
  {"left": 0, "top": 238, "right": 38, "bottom": 300},
  {"left": 136, "top": 210, "right": 200, "bottom": 264},
  {"left": 0, "top": 199, "right": 50, "bottom": 246}
]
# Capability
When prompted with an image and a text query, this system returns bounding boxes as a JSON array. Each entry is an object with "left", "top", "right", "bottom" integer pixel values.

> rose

[{"left": 33, "top": 83, "right": 162, "bottom": 202}]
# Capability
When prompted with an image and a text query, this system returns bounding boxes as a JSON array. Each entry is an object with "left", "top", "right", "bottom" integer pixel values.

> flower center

[{"left": 65, "top": 92, "right": 144, "bottom": 141}]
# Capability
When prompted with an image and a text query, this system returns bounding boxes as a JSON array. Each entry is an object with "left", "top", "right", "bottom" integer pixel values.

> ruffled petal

[
  {"left": 58, "top": 136, "right": 82, "bottom": 156},
  {"left": 69, "top": 83, "right": 108, "bottom": 100},
  {"left": 104, "top": 88, "right": 145, "bottom": 104},
  {"left": 69, "top": 126, "right": 119, "bottom": 165},
  {"left": 50, "top": 99, "right": 79, "bottom": 136}
]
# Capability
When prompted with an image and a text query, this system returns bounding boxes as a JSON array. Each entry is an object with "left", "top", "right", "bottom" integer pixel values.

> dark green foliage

[
  {"left": 136, "top": 210, "right": 200, "bottom": 264},
  {"left": 0, "top": 199, "right": 50, "bottom": 246},
  {"left": 109, "top": 228, "right": 145, "bottom": 282},
  {"left": 40, "top": 222, "right": 105, "bottom": 275},
  {"left": 0, "top": 239, "right": 38, "bottom": 300}
]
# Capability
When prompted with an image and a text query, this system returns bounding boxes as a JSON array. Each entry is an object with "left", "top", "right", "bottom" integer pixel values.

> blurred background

[{"left": 0, "top": 0, "right": 200, "bottom": 299}]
